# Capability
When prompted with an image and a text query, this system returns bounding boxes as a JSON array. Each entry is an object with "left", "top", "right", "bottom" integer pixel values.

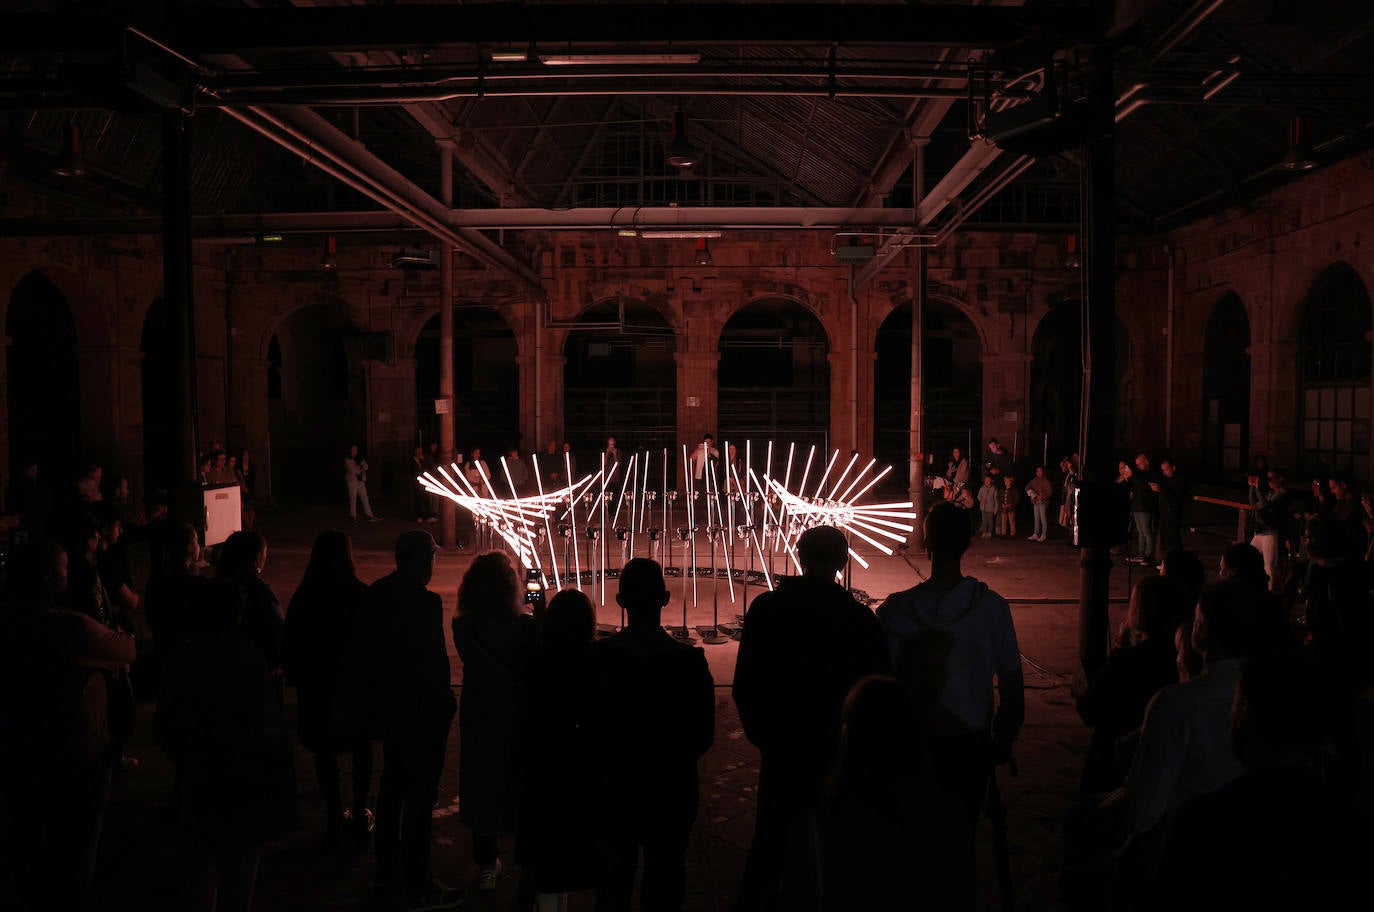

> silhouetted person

[
  {"left": 216, "top": 531, "right": 284, "bottom": 701},
  {"left": 144, "top": 522, "right": 201, "bottom": 674},
  {"left": 5, "top": 541, "right": 135, "bottom": 912},
  {"left": 1160, "top": 549, "right": 1206, "bottom": 609},
  {"left": 363, "top": 531, "right": 461, "bottom": 909},
  {"left": 1155, "top": 458, "right": 1187, "bottom": 556},
  {"left": 156, "top": 576, "right": 297, "bottom": 912},
  {"left": 1152, "top": 653, "right": 1357, "bottom": 911},
  {"left": 594, "top": 558, "right": 714, "bottom": 912},
  {"left": 283, "top": 531, "right": 374, "bottom": 850},
  {"left": 878, "top": 500, "right": 1025, "bottom": 828},
  {"left": 518, "top": 589, "right": 604, "bottom": 907},
  {"left": 1076, "top": 576, "right": 1190, "bottom": 795},
  {"left": 733, "top": 525, "right": 889, "bottom": 910},
  {"left": 1121, "top": 582, "right": 1260, "bottom": 846},
  {"left": 780, "top": 676, "right": 975, "bottom": 912},
  {"left": 453, "top": 550, "right": 538, "bottom": 892},
  {"left": 6, "top": 459, "right": 50, "bottom": 544}
]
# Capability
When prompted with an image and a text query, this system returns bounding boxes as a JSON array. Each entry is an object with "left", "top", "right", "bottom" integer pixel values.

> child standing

[
  {"left": 998, "top": 475, "right": 1020, "bottom": 537},
  {"left": 977, "top": 475, "right": 999, "bottom": 539}
]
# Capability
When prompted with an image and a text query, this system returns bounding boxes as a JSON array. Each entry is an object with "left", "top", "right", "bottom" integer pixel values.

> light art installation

[{"left": 417, "top": 444, "right": 918, "bottom": 605}]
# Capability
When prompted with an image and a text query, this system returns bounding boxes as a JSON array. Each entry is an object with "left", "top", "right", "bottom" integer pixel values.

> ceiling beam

[{"left": 0, "top": 207, "right": 925, "bottom": 237}]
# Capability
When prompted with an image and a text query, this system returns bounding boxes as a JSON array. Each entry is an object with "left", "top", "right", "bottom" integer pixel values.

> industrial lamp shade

[
  {"left": 53, "top": 122, "right": 85, "bottom": 177},
  {"left": 666, "top": 110, "right": 699, "bottom": 169},
  {"left": 1282, "top": 114, "right": 1316, "bottom": 172}
]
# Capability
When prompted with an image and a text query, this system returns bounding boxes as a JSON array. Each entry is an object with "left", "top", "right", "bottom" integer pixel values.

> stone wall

[{"left": 4, "top": 149, "right": 1373, "bottom": 507}]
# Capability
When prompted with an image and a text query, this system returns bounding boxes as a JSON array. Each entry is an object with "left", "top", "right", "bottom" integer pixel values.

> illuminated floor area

[{"left": 43, "top": 505, "right": 1232, "bottom": 911}]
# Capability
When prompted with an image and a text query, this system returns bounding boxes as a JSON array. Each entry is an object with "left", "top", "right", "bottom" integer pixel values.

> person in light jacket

[{"left": 345, "top": 444, "right": 380, "bottom": 522}]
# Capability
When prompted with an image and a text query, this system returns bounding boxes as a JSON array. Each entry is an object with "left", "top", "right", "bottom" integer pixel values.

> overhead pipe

[
  {"left": 209, "top": 83, "right": 972, "bottom": 105},
  {"left": 220, "top": 104, "right": 543, "bottom": 295},
  {"left": 205, "top": 62, "right": 978, "bottom": 91}
]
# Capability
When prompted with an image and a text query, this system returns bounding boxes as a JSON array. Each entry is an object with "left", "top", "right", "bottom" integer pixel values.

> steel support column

[
  {"left": 162, "top": 111, "right": 199, "bottom": 481},
  {"left": 908, "top": 140, "right": 928, "bottom": 550},
  {"left": 439, "top": 146, "right": 458, "bottom": 549},
  {"left": 1077, "top": 54, "right": 1118, "bottom": 680}
]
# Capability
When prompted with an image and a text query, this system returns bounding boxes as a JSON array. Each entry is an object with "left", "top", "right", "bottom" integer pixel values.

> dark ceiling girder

[{"left": 160, "top": 5, "right": 1095, "bottom": 54}]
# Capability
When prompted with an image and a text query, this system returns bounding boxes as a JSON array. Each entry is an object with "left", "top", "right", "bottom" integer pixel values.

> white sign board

[
  {"left": 435, "top": 397, "right": 453, "bottom": 415},
  {"left": 203, "top": 484, "right": 243, "bottom": 547}
]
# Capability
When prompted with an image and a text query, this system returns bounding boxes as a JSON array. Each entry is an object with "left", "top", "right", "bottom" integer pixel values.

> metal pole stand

[
  {"left": 644, "top": 490, "right": 659, "bottom": 556},
  {"left": 586, "top": 524, "right": 601, "bottom": 592},
  {"left": 700, "top": 525, "right": 729, "bottom": 644},
  {"left": 673, "top": 526, "right": 696, "bottom": 642},
  {"left": 615, "top": 527, "right": 630, "bottom": 571},
  {"left": 664, "top": 492, "right": 680, "bottom": 570},
  {"left": 764, "top": 522, "right": 778, "bottom": 581},
  {"left": 733, "top": 523, "right": 755, "bottom": 634},
  {"left": 559, "top": 523, "right": 573, "bottom": 587},
  {"left": 647, "top": 526, "right": 662, "bottom": 564}
]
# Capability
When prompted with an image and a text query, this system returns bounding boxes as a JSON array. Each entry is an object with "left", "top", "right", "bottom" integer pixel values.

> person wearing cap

[
  {"left": 593, "top": 558, "right": 714, "bottom": 912},
  {"left": 362, "top": 531, "right": 461, "bottom": 909},
  {"left": 733, "top": 525, "right": 890, "bottom": 910}
]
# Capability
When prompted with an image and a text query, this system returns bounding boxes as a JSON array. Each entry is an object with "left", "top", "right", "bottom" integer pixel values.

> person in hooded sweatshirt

[
  {"left": 732, "top": 525, "right": 891, "bottom": 910},
  {"left": 877, "top": 500, "right": 1025, "bottom": 830}
]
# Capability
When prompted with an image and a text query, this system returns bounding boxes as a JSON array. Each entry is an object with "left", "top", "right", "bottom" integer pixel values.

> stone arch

[
  {"left": 1028, "top": 298, "right": 1134, "bottom": 463},
  {"left": 577, "top": 284, "right": 684, "bottom": 338},
  {"left": 870, "top": 288, "right": 992, "bottom": 358},
  {"left": 1202, "top": 292, "right": 1251, "bottom": 475},
  {"left": 414, "top": 304, "right": 522, "bottom": 457},
  {"left": 6, "top": 269, "right": 84, "bottom": 482},
  {"left": 265, "top": 303, "right": 367, "bottom": 503},
  {"left": 400, "top": 299, "right": 526, "bottom": 359},
  {"left": 716, "top": 291, "right": 834, "bottom": 352},
  {"left": 562, "top": 296, "right": 678, "bottom": 456},
  {"left": 0, "top": 262, "right": 116, "bottom": 351},
  {"left": 140, "top": 295, "right": 182, "bottom": 493},
  {"left": 717, "top": 295, "right": 830, "bottom": 452},
  {"left": 872, "top": 293, "right": 985, "bottom": 473},
  {"left": 1295, "top": 261, "right": 1372, "bottom": 475}
]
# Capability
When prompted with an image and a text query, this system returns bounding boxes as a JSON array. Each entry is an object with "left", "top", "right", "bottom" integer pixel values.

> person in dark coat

[
  {"left": 1075, "top": 575, "right": 1191, "bottom": 795},
  {"left": 517, "top": 588, "right": 603, "bottom": 906},
  {"left": 594, "top": 558, "right": 715, "bottom": 912},
  {"left": 144, "top": 522, "right": 201, "bottom": 670},
  {"left": 452, "top": 550, "right": 538, "bottom": 892},
  {"left": 1154, "top": 458, "right": 1187, "bottom": 557},
  {"left": 5, "top": 541, "right": 137, "bottom": 912},
  {"left": 732, "top": 525, "right": 890, "bottom": 910},
  {"left": 216, "top": 531, "right": 284, "bottom": 702},
  {"left": 363, "top": 531, "right": 461, "bottom": 909},
  {"left": 282, "top": 530, "right": 374, "bottom": 849},
  {"left": 156, "top": 576, "right": 297, "bottom": 912}
]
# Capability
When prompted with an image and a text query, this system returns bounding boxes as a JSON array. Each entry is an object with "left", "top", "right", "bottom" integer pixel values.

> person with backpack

[{"left": 877, "top": 501, "right": 1025, "bottom": 828}]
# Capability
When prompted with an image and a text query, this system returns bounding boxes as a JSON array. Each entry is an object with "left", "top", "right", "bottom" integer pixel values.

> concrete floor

[{"left": 76, "top": 501, "right": 1232, "bottom": 911}]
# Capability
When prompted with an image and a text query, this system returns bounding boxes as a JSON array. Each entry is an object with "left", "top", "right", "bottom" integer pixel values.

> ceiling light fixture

[
  {"left": 490, "top": 47, "right": 529, "bottom": 63},
  {"left": 1282, "top": 114, "right": 1317, "bottom": 171},
  {"left": 693, "top": 237, "right": 713, "bottom": 266},
  {"left": 52, "top": 122, "right": 85, "bottom": 177},
  {"left": 538, "top": 52, "right": 701, "bottom": 66},
  {"left": 320, "top": 235, "right": 339, "bottom": 270},
  {"left": 639, "top": 229, "right": 722, "bottom": 239},
  {"left": 666, "top": 109, "right": 700, "bottom": 169}
]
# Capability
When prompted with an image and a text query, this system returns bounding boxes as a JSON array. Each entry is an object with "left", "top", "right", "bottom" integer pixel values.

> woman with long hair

[
  {"left": 452, "top": 551, "right": 537, "bottom": 892},
  {"left": 216, "top": 531, "right": 284, "bottom": 702},
  {"left": 518, "top": 589, "right": 601, "bottom": 909},
  {"left": 283, "top": 531, "right": 374, "bottom": 849}
]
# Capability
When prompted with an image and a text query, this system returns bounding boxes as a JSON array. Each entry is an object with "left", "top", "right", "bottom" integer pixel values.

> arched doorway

[
  {"left": 141, "top": 296, "right": 182, "bottom": 493},
  {"left": 874, "top": 298, "right": 983, "bottom": 477},
  {"left": 563, "top": 298, "right": 676, "bottom": 455},
  {"left": 7, "top": 270, "right": 81, "bottom": 484},
  {"left": 267, "top": 307, "right": 366, "bottom": 503},
  {"left": 415, "top": 306, "right": 519, "bottom": 458},
  {"left": 718, "top": 298, "right": 830, "bottom": 454},
  {"left": 1029, "top": 299, "right": 1132, "bottom": 467},
  {"left": 1298, "top": 262, "right": 1372, "bottom": 475},
  {"left": 1202, "top": 293, "right": 1251, "bottom": 475}
]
